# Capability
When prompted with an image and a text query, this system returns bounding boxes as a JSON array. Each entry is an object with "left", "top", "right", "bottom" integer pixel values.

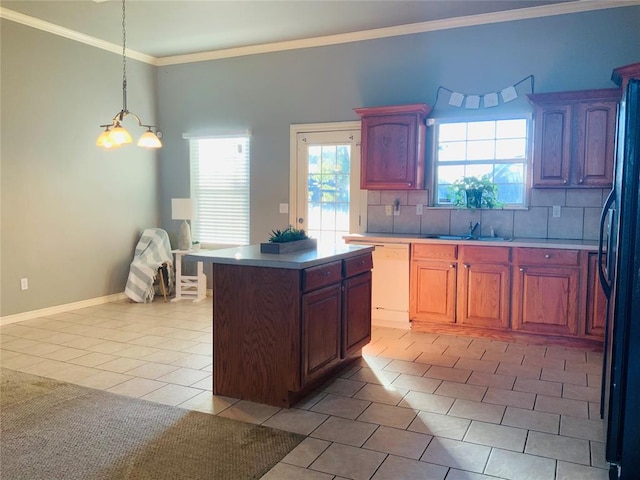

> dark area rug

[{"left": 0, "top": 368, "right": 304, "bottom": 479}]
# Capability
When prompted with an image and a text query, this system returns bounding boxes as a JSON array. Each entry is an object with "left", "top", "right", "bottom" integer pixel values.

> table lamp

[{"left": 171, "top": 198, "right": 194, "bottom": 251}]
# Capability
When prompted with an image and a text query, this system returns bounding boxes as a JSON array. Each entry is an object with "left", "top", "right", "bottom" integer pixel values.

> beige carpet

[{"left": 0, "top": 368, "right": 304, "bottom": 479}]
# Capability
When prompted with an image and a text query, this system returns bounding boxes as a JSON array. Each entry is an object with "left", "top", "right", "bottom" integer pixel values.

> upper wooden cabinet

[
  {"left": 528, "top": 89, "right": 621, "bottom": 188},
  {"left": 355, "top": 104, "right": 431, "bottom": 190}
]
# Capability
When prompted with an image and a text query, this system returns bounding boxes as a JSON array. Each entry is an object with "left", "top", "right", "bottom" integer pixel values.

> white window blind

[{"left": 189, "top": 135, "right": 250, "bottom": 246}]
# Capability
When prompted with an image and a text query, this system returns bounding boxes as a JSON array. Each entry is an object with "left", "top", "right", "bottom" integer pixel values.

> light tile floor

[{"left": 0, "top": 297, "right": 608, "bottom": 480}]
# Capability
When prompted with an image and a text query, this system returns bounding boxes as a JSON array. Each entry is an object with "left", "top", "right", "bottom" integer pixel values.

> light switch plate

[
  {"left": 552, "top": 205, "right": 561, "bottom": 218},
  {"left": 279, "top": 203, "right": 289, "bottom": 214},
  {"left": 385, "top": 205, "right": 393, "bottom": 216}
]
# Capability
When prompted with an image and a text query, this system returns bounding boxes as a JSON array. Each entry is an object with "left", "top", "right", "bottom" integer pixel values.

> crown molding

[
  {"left": 2, "top": 1, "right": 638, "bottom": 68},
  {"left": 0, "top": 7, "right": 157, "bottom": 65},
  {"left": 157, "top": 0, "right": 640, "bottom": 66}
]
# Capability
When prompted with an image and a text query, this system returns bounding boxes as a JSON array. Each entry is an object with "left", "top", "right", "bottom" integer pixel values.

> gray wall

[
  {"left": 1, "top": 6, "right": 639, "bottom": 317},
  {"left": 0, "top": 20, "right": 160, "bottom": 316},
  {"left": 157, "top": 7, "right": 640, "bottom": 245}
]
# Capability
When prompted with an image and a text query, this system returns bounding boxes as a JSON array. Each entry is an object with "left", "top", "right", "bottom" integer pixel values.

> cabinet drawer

[
  {"left": 461, "top": 246, "right": 511, "bottom": 263},
  {"left": 343, "top": 254, "right": 373, "bottom": 278},
  {"left": 412, "top": 244, "right": 457, "bottom": 261},
  {"left": 303, "top": 261, "right": 342, "bottom": 292},
  {"left": 516, "top": 248, "right": 579, "bottom": 266}
]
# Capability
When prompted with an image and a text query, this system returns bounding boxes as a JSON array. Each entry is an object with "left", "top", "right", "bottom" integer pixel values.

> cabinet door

[
  {"left": 360, "top": 114, "right": 423, "bottom": 190},
  {"left": 302, "top": 283, "right": 342, "bottom": 385},
  {"left": 458, "top": 262, "right": 510, "bottom": 330},
  {"left": 410, "top": 260, "right": 456, "bottom": 324},
  {"left": 532, "top": 104, "right": 572, "bottom": 187},
  {"left": 342, "top": 271, "right": 372, "bottom": 358},
  {"left": 586, "top": 253, "right": 607, "bottom": 337},
  {"left": 513, "top": 265, "right": 580, "bottom": 336},
  {"left": 574, "top": 100, "right": 617, "bottom": 187}
]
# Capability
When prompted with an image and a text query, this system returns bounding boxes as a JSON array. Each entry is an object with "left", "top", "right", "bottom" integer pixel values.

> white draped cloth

[{"left": 125, "top": 228, "right": 174, "bottom": 303}]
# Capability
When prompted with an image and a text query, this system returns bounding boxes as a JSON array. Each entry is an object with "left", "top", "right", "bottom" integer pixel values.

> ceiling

[{"left": 1, "top": 0, "right": 635, "bottom": 63}]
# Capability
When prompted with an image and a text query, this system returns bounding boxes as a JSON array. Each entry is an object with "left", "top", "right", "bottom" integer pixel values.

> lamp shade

[
  {"left": 171, "top": 198, "right": 194, "bottom": 220},
  {"left": 137, "top": 129, "right": 162, "bottom": 148},
  {"left": 109, "top": 125, "right": 133, "bottom": 145}
]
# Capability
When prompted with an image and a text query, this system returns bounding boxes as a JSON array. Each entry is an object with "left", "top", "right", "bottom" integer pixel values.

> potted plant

[
  {"left": 260, "top": 225, "right": 317, "bottom": 254},
  {"left": 449, "top": 174, "right": 503, "bottom": 209}
]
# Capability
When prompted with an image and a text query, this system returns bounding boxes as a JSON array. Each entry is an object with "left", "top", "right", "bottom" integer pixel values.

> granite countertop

[
  {"left": 343, "top": 233, "right": 599, "bottom": 251},
  {"left": 185, "top": 243, "right": 375, "bottom": 269}
]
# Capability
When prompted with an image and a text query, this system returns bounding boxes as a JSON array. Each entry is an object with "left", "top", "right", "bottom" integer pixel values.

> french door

[{"left": 290, "top": 123, "right": 366, "bottom": 245}]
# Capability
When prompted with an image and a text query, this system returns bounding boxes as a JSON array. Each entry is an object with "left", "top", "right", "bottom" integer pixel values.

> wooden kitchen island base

[{"left": 190, "top": 244, "right": 374, "bottom": 408}]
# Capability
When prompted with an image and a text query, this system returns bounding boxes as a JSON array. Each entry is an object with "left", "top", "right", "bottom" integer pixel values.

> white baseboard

[{"left": 0, "top": 292, "right": 129, "bottom": 326}]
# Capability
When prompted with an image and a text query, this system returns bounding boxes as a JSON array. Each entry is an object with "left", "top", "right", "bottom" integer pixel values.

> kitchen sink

[{"left": 422, "top": 234, "right": 511, "bottom": 242}]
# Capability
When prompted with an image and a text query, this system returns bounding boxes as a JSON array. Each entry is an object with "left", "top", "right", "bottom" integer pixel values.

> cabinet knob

[
  {"left": 323, "top": 271, "right": 331, "bottom": 277},
  {"left": 578, "top": 178, "right": 584, "bottom": 184},
  {"left": 407, "top": 182, "right": 413, "bottom": 187},
  {"left": 463, "top": 263, "right": 470, "bottom": 269},
  {"left": 520, "top": 267, "right": 525, "bottom": 272},
  {"left": 563, "top": 179, "right": 568, "bottom": 184},
  {"left": 544, "top": 254, "right": 551, "bottom": 259},
  {"left": 449, "top": 263, "right": 456, "bottom": 268}
]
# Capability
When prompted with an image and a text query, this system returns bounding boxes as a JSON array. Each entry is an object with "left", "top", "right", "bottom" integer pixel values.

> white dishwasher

[{"left": 350, "top": 242, "right": 410, "bottom": 329}]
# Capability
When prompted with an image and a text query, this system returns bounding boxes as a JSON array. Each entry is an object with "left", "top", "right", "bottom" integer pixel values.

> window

[
  {"left": 433, "top": 118, "right": 529, "bottom": 207},
  {"left": 189, "top": 135, "right": 250, "bottom": 246}
]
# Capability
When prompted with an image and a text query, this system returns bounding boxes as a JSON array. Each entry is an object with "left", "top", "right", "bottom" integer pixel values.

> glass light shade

[
  {"left": 137, "top": 130, "right": 162, "bottom": 148},
  {"left": 109, "top": 126, "right": 133, "bottom": 145},
  {"left": 96, "top": 129, "right": 120, "bottom": 149}
]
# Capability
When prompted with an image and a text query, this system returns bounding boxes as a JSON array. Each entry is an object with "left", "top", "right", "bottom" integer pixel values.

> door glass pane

[{"left": 306, "top": 143, "right": 353, "bottom": 245}]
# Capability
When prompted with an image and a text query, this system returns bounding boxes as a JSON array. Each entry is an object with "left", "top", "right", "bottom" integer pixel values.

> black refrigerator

[{"left": 598, "top": 76, "right": 640, "bottom": 480}]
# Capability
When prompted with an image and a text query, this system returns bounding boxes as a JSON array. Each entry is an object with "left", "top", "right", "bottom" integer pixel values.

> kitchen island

[{"left": 187, "top": 243, "right": 374, "bottom": 407}]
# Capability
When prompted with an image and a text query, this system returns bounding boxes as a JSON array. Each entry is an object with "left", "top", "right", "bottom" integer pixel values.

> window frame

[
  {"left": 428, "top": 113, "right": 532, "bottom": 209},
  {"left": 187, "top": 133, "right": 251, "bottom": 248}
]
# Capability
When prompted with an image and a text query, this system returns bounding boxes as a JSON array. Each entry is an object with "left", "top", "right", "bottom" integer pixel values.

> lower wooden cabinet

[
  {"left": 342, "top": 271, "right": 373, "bottom": 357},
  {"left": 410, "top": 244, "right": 457, "bottom": 323},
  {"left": 302, "top": 284, "right": 342, "bottom": 384},
  {"left": 410, "top": 243, "right": 603, "bottom": 345},
  {"left": 513, "top": 265, "right": 580, "bottom": 336},
  {"left": 586, "top": 252, "right": 608, "bottom": 337},
  {"left": 458, "top": 262, "right": 511, "bottom": 329},
  {"left": 512, "top": 248, "right": 581, "bottom": 337},
  {"left": 301, "top": 255, "right": 373, "bottom": 388}
]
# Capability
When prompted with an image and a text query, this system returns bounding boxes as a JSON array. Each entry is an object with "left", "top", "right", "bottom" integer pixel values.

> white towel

[{"left": 125, "top": 228, "right": 174, "bottom": 303}]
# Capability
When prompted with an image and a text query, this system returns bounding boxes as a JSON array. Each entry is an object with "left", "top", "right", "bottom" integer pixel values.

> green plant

[
  {"left": 268, "top": 225, "right": 310, "bottom": 243},
  {"left": 449, "top": 174, "right": 503, "bottom": 209}
]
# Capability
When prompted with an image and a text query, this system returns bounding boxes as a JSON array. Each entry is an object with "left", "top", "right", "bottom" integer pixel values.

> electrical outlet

[
  {"left": 393, "top": 208, "right": 400, "bottom": 216},
  {"left": 416, "top": 204, "right": 424, "bottom": 215},
  {"left": 20, "top": 278, "right": 28, "bottom": 290},
  {"left": 385, "top": 205, "right": 393, "bottom": 216},
  {"left": 552, "top": 205, "right": 561, "bottom": 218}
]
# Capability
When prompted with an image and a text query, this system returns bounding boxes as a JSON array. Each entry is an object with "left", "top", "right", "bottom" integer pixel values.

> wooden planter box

[{"left": 260, "top": 238, "right": 317, "bottom": 254}]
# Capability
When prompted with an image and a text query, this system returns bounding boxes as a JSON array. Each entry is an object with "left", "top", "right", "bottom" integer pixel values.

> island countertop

[{"left": 186, "top": 243, "right": 375, "bottom": 269}]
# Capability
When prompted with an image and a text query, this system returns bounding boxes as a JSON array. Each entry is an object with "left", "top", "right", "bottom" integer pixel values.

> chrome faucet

[{"left": 469, "top": 222, "right": 480, "bottom": 237}]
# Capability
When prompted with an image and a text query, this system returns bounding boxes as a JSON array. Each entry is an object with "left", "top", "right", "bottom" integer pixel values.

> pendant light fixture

[{"left": 96, "top": 0, "right": 161, "bottom": 149}]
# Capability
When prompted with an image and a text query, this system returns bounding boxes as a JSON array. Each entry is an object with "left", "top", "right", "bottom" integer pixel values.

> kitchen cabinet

[
  {"left": 528, "top": 89, "right": 620, "bottom": 188},
  {"left": 355, "top": 104, "right": 430, "bottom": 190},
  {"left": 457, "top": 246, "right": 511, "bottom": 330},
  {"left": 410, "top": 244, "right": 457, "bottom": 324},
  {"left": 302, "top": 256, "right": 372, "bottom": 385},
  {"left": 585, "top": 252, "right": 607, "bottom": 338},
  {"left": 410, "top": 244, "right": 511, "bottom": 331},
  {"left": 212, "top": 250, "right": 373, "bottom": 407},
  {"left": 513, "top": 248, "right": 581, "bottom": 337}
]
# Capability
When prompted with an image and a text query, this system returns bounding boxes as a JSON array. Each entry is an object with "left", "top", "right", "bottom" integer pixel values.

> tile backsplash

[{"left": 366, "top": 188, "right": 607, "bottom": 241}]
